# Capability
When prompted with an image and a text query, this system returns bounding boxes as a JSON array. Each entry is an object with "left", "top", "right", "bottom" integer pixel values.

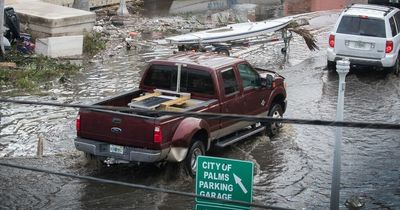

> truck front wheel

[
  {"left": 265, "top": 104, "right": 283, "bottom": 138},
  {"left": 185, "top": 140, "right": 205, "bottom": 177}
]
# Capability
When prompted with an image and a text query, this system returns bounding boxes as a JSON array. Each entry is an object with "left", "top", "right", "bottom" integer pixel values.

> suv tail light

[
  {"left": 76, "top": 114, "right": 81, "bottom": 132},
  {"left": 329, "top": 35, "right": 335, "bottom": 48},
  {"left": 386, "top": 41, "right": 393, "bottom": 53},
  {"left": 153, "top": 126, "right": 162, "bottom": 144}
]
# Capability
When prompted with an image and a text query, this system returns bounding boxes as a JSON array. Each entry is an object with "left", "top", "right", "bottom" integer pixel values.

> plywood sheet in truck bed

[
  {"left": 128, "top": 90, "right": 191, "bottom": 111},
  {"left": 129, "top": 96, "right": 171, "bottom": 109}
]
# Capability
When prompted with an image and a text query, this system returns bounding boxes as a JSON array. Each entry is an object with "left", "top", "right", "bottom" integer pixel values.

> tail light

[
  {"left": 76, "top": 114, "right": 81, "bottom": 132},
  {"left": 386, "top": 41, "right": 393, "bottom": 53},
  {"left": 329, "top": 35, "right": 335, "bottom": 48},
  {"left": 153, "top": 126, "right": 162, "bottom": 144}
]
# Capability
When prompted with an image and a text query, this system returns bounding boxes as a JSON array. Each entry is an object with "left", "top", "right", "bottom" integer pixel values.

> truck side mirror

[{"left": 261, "top": 74, "right": 274, "bottom": 88}]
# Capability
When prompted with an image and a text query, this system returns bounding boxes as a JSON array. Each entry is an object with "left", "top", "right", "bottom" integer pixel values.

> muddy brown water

[{"left": 2, "top": 0, "right": 400, "bottom": 209}]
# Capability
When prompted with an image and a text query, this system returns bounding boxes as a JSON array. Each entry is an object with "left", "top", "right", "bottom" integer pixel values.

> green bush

[
  {"left": 0, "top": 53, "right": 79, "bottom": 92},
  {"left": 83, "top": 31, "right": 106, "bottom": 55},
  {"left": 16, "top": 77, "right": 35, "bottom": 90}
]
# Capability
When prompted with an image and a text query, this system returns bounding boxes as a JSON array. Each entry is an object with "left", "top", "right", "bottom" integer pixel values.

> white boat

[{"left": 166, "top": 17, "right": 293, "bottom": 44}]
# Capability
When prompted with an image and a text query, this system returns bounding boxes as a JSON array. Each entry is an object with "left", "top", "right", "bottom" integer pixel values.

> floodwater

[{"left": 2, "top": 0, "right": 400, "bottom": 209}]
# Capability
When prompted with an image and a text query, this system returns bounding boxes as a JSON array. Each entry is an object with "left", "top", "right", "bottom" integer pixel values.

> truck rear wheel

[
  {"left": 265, "top": 103, "right": 283, "bottom": 138},
  {"left": 185, "top": 140, "right": 205, "bottom": 177}
]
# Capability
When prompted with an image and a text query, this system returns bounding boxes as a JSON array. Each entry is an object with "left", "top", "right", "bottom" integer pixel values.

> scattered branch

[{"left": 286, "top": 20, "right": 319, "bottom": 51}]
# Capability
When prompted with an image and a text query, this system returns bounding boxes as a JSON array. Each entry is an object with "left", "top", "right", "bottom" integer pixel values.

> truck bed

[{"left": 77, "top": 89, "right": 215, "bottom": 149}]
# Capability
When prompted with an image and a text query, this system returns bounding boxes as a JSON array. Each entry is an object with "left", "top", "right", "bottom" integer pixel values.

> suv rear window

[{"left": 337, "top": 16, "right": 386, "bottom": 37}]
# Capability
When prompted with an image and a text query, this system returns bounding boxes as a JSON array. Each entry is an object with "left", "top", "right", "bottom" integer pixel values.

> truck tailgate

[{"left": 78, "top": 109, "right": 157, "bottom": 149}]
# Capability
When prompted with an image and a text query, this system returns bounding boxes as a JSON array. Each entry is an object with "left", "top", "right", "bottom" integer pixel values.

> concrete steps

[
  {"left": 5, "top": 0, "right": 96, "bottom": 57},
  {"left": 6, "top": 0, "right": 95, "bottom": 38},
  {"left": 41, "top": 0, "right": 124, "bottom": 9}
]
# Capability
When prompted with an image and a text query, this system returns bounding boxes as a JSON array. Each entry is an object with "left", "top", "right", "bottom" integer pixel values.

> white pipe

[{"left": 330, "top": 58, "right": 350, "bottom": 210}]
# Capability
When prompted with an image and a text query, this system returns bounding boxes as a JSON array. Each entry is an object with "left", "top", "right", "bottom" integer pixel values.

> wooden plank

[
  {"left": 132, "top": 91, "right": 161, "bottom": 102},
  {"left": 159, "top": 95, "right": 190, "bottom": 110},
  {"left": 0, "top": 62, "right": 16, "bottom": 68},
  {"left": 163, "top": 106, "right": 184, "bottom": 112}
]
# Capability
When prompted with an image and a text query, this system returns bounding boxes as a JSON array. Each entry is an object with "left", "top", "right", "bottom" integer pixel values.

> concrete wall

[
  {"left": 35, "top": 35, "right": 83, "bottom": 57},
  {"left": 5, "top": 0, "right": 17, "bottom": 4},
  {"left": 6, "top": 0, "right": 134, "bottom": 8},
  {"left": 40, "top": 0, "right": 132, "bottom": 8}
]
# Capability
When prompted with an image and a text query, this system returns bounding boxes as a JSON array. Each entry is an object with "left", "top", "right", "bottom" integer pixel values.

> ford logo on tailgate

[{"left": 111, "top": 127, "right": 122, "bottom": 134}]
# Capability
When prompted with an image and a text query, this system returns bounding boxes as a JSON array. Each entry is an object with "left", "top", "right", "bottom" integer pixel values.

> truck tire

[
  {"left": 265, "top": 104, "right": 283, "bottom": 138},
  {"left": 185, "top": 140, "right": 205, "bottom": 177}
]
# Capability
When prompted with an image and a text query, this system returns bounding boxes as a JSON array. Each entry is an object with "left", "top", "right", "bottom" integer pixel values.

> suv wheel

[
  {"left": 385, "top": 57, "right": 400, "bottom": 76},
  {"left": 327, "top": 60, "right": 336, "bottom": 71},
  {"left": 393, "top": 58, "right": 400, "bottom": 76}
]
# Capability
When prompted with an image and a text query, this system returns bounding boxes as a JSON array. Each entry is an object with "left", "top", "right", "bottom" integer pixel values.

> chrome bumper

[{"left": 74, "top": 137, "right": 169, "bottom": 163}]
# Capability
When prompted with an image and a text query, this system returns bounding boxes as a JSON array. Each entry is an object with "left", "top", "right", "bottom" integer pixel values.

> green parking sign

[{"left": 195, "top": 156, "right": 254, "bottom": 209}]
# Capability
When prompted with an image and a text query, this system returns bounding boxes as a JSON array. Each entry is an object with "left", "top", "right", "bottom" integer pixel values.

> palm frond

[{"left": 286, "top": 20, "right": 319, "bottom": 51}]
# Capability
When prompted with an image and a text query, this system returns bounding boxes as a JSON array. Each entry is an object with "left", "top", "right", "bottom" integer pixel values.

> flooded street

[{"left": 2, "top": 0, "right": 400, "bottom": 209}]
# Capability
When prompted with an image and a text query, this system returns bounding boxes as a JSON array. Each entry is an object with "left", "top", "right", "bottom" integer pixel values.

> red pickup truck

[{"left": 75, "top": 52, "right": 287, "bottom": 176}]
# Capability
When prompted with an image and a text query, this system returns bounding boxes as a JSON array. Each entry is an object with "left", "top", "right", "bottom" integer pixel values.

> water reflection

[{"left": 77, "top": 163, "right": 195, "bottom": 209}]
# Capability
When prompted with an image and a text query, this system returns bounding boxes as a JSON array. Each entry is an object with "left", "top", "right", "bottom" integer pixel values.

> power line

[
  {"left": 1, "top": 98, "right": 400, "bottom": 130},
  {"left": 0, "top": 161, "right": 293, "bottom": 210}
]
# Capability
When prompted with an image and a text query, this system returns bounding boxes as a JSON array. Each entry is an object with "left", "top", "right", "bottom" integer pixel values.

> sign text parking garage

[{"left": 196, "top": 156, "right": 254, "bottom": 208}]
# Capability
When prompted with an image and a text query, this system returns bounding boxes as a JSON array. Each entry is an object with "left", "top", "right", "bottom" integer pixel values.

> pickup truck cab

[{"left": 75, "top": 52, "right": 287, "bottom": 176}]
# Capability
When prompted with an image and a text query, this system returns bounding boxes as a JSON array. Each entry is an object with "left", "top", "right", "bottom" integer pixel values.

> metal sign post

[
  {"left": 330, "top": 59, "right": 350, "bottom": 210},
  {"left": 175, "top": 63, "right": 187, "bottom": 93}
]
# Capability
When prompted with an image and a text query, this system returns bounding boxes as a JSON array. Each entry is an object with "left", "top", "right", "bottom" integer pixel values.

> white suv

[{"left": 327, "top": 4, "right": 400, "bottom": 75}]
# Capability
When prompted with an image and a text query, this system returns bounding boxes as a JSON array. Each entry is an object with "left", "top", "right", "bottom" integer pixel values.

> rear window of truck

[
  {"left": 337, "top": 16, "right": 386, "bottom": 37},
  {"left": 143, "top": 65, "right": 215, "bottom": 95}
]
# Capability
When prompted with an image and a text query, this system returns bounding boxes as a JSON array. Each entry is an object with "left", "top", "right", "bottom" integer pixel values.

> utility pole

[
  {"left": 117, "top": 0, "right": 129, "bottom": 16},
  {"left": 330, "top": 59, "right": 350, "bottom": 210}
]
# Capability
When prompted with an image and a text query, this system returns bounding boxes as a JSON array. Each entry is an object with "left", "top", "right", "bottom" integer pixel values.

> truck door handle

[{"left": 112, "top": 118, "right": 122, "bottom": 124}]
